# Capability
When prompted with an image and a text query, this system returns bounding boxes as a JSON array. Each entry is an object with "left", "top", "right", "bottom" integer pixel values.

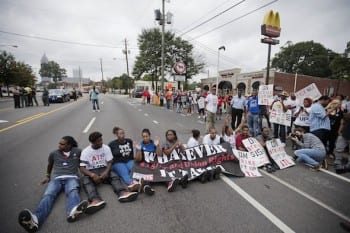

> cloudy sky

[{"left": 0, "top": 0, "right": 349, "bottom": 82}]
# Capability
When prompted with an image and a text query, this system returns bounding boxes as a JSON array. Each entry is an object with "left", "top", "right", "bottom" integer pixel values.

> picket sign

[
  {"left": 266, "top": 139, "right": 295, "bottom": 169},
  {"left": 295, "top": 83, "right": 322, "bottom": 105},
  {"left": 197, "top": 97, "right": 205, "bottom": 109},
  {"left": 258, "top": 84, "right": 274, "bottom": 105},
  {"left": 269, "top": 109, "right": 292, "bottom": 126},
  {"left": 233, "top": 150, "right": 262, "bottom": 177},
  {"left": 242, "top": 138, "right": 270, "bottom": 167}
]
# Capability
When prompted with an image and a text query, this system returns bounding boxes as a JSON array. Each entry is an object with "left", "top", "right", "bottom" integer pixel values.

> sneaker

[
  {"left": 180, "top": 174, "right": 189, "bottom": 189},
  {"left": 208, "top": 170, "right": 215, "bottom": 181},
  {"left": 213, "top": 167, "right": 222, "bottom": 180},
  {"left": 199, "top": 171, "right": 209, "bottom": 184},
  {"left": 18, "top": 209, "right": 38, "bottom": 233},
  {"left": 321, "top": 159, "right": 328, "bottom": 170},
  {"left": 310, "top": 164, "right": 321, "bottom": 171},
  {"left": 143, "top": 185, "right": 155, "bottom": 196},
  {"left": 167, "top": 178, "right": 179, "bottom": 192},
  {"left": 85, "top": 200, "right": 106, "bottom": 214},
  {"left": 198, "top": 116, "right": 201, "bottom": 119},
  {"left": 97, "top": 110, "right": 100, "bottom": 112},
  {"left": 266, "top": 164, "right": 274, "bottom": 173},
  {"left": 67, "top": 200, "right": 88, "bottom": 222},
  {"left": 128, "top": 181, "right": 141, "bottom": 192},
  {"left": 118, "top": 191, "right": 138, "bottom": 202}
]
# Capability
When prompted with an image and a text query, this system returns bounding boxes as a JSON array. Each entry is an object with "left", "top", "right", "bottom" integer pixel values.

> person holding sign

[
  {"left": 134, "top": 129, "right": 163, "bottom": 196},
  {"left": 256, "top": 127, "right": 278, "bottom": 172},
  {"left": 290, "top": 127, "right": 326, "bottom": 170},
  {"left": 236, "top": 125, "right": 251, "bottom": 151},
  {"left": 270, "top": 91, "right": 288, "bottom": 143},
  {"left": 222, "top": 116, "right": 244, "bottom": 149}
]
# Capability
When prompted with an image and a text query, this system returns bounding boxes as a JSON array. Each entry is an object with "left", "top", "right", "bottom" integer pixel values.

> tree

[
  {"left": 133, "top": 28, "right": 205, "bottom": 90},
  {"left": 39, "top": 61, "right": 67, "bottom": 83},
  {"left": 329, "top": 41, "right": 350, "bottom": 80},
  {"left": 0, "top": 51, "right": 16, "bottom": 96},
  {"left": 12, "top": 62, "right": 36, "bottom": 87},
  {"left": 271, "top": 41, "right": 333, "bottom": 77},
  {"left": 109, "top": 74, "right": 133, "bottom": 93}
]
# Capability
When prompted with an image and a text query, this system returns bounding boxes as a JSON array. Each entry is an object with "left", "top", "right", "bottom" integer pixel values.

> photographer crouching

[{"left": 289, "top": 127, "right": 327, "bottom": 170}]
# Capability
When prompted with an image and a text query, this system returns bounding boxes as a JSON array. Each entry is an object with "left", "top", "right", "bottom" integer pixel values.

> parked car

[
  {"left": 48, "top": 89, "right": 70, "bottom": 103},
  {"left": 132, "top": 87, "right": 144, "bottom": 98},
  {"left": 66, "top": 88, "right": 79, "bottom": 99}
]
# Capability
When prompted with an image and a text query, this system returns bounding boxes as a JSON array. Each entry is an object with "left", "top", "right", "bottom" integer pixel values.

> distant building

[
  {"left": 72, "top": 68, "right": 82, "bottom": 78},
  {"left": 40, "top": 53, "right": 49, "bottom": 64}
]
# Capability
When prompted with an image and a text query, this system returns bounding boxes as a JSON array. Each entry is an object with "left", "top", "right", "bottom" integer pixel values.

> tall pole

[
  {"left": 79, "top": 66, "right": 81, "bottom": 90},
  {"left": 100, "top": 58, "right": 104, "bottom": 87},
  {"left": 216, "top": 51, "right": 220, "bottom": 96},
  {"left": 265, "top": 43, "right": 271, "bottom": 85},
  {"left": 161, "top": 0, "right": 165, "bottom": 91},
  {"left": 124, "top": 38, "right": 130, "bottom": 94}
]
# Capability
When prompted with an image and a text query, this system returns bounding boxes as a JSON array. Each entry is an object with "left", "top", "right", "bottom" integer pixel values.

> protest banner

[
  {"left": 233, "top": 150, "right": 262, "bottom": 177},
  {"left": 266, "top": 139, "right": 295, "bottom": 169},
  {"left": 132, "top": 143, "right": 244, "bottom": 182},
  {"left": 269, "top": 109, "right": 292, "bottom": 126},
  {"left": 258, "top": 84, "right": 274, "bottom": 105},
  {"left": 295, "top": 83, "right": 322, "bottom": 105},
  {"left": 242, "top": 138, "right": 270, "bottom": 167},
  {"left": 197, "top": 97, "right": 205, "bottom": 109}
]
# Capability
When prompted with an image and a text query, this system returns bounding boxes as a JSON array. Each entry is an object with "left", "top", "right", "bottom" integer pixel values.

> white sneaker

[
  {"left": 18, "top": 209, "right": 39, "bottom": 232},
  {"left": 97, "top": 110, "right": 100, "bottom": 112},
  {"left": 67, "top": 200, "right": 88, "bottom": 222},
  {"left": 198, "top": 116, "right": 201, "bottom": 119}
]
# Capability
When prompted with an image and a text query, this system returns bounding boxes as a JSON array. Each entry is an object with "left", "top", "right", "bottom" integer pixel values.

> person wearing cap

[
  {"left": 205, "top": 86, "right": 218, "bottom": 133},
  {"left": 270, "top": 91, "right": 288, "bottom": 143},
  {"left": 309, "top": 96, "right": 331, "bottom": 148}
]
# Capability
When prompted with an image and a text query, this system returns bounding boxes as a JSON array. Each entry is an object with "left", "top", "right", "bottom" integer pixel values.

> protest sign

[
  {"left": 233, "top": 150, "right": 262, "bottom": 177},
  {"left": 295, "top": 83, "right": 322, "bottom": 105},
  {"left": 197, "top": 97, "right": 205, "bottom": 109},
  {"left": 258, "top": 84, "right": 274, "bottom": 105},
  {"left": 242, "top": 138, "right": 270, "bottom": 167},
  {"left": 269, "top": 109, "right": 292, "bottom": 126},
  {"left": 132, "top": 143, "right": 244, "bottom": 182},
  {"left": 266, "top": 139, "right": 295, "bottom": 169}
]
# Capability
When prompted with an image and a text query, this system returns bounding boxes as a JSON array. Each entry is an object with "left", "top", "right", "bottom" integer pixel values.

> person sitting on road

[
  {"left": 80, "top": 132, "right": 138, "bottom": 215},
  {"left": 162, "top": 129, "right": 188, "bottom": 192},
  {"left": 236, "top": 125, "right": 251, "bottom": 151},
  {"left": 186, "top": 129, "right": 201, "bottom": 148},
  {"left": 18, "top": 136, "right": 88, "bottom": 233},
  {"left": 108, "top": 127, "right": 140, "bottom": 192},
  {"left": 203, "top": 127, "right": 224, "bottom": 146},
  {"left": 256, "top": 127, "right": 279, "bottom": 173},
  {"left": 222, "top": 115, "right": 244, "bottom": 149},
  {"left": 134, "top": 129, "right": 163, "bottom": 196},
  {"left": 290, "top": 127, "right": 327, "bottom": 170}
]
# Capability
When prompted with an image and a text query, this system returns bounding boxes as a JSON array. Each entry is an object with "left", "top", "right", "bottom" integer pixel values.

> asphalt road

[{"left": 0, "top": 94, "right": 349, "bottom": 233}]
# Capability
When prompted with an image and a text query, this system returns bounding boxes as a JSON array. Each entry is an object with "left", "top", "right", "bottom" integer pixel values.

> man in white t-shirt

[
  {"left": 80, "top": 132, "right": 138, "bottom": 215},
  {"left": 205, "top": 87, "right": 218, "bottom": 132},
  {"left": 285, "top": 93, "right": 297, "bottom": 134},
  {"left": 203, "top": 127, "right": 223, "bottom": 145}
]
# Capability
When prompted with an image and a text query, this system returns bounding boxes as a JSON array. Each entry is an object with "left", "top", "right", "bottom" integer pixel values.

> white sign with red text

[
  {"left": 233, "top": 150, "right": 262, "bottom": 177},
  {"left": 242, "top": 137, "right": 270, "bottom": 167},
  {"left": 295, "top": 83, "right": 322, "bottom": 105},
  {"left": 258, "top": 84, "right": 274, "bottom": 105},
  {"left": 266, "top": 139, "right": 295, "bottom": 169}
]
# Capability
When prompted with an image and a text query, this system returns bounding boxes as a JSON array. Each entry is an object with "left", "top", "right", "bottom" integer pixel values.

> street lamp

[{"left": 216, "top": 46, "right": 225, "bottom": 95}]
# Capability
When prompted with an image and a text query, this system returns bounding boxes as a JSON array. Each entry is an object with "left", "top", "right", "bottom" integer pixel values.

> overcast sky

[{"left": 0, "top": 0, "right": 349, "bottom": 82}]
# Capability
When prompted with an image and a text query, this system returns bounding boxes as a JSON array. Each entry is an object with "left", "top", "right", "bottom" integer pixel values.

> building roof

[{"left": 40, "top": 53, "right": 49, "bottom": 64}]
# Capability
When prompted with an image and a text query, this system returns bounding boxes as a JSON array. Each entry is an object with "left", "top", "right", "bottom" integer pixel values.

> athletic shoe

[
  {"left": 67, "top": 200, "right": 88, "bottom": 222},
  {"left": 310, "top": 164, "right": 321, "bottom": 171},
  {"left": 143, "top": 185, "right": 155, "bottom": 196},
  {"left": 18, "top": 209, "right": 39, "bottom": 233},
  {"left": 128, "top": 181, "right": 141, "bottom": 192},
  {"left": 118, "top": 191, "right": 138, "bottom": 202},
  {"left": 85, "top": 200, "right": 106, "bottom": 214},
  {"left": 199, "top": 171, "right": 209, "bottom": 184},
  {"left": 208, "top": 169, "right": 215, "bottom": 181},
  {"left": 97, "top": 110, "right": 100, "bottom": 112},
  {"left": 266, "top": 164, "right": 274, "bottom": 173},
  {"left": 213, "top": 167, "right": 222, "bottom": 180},
  {"left": 167, "top": 178, "right": 179, "bottom": 192},
  {"left": 321, "top": 159, "right": 328, "bottom": 170},
  {"left": 180, "top": 174, "right": 189, "bottom": 188}
]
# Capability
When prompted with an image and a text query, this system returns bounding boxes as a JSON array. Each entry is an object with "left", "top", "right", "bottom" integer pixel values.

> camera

[{"left": 290, "top": 133, "right": 297, "bottom": 138}]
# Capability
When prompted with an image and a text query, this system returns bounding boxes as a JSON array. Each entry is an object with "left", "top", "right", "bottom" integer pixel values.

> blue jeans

[
  {"left": 273, "top": 123, "right": 286, "bottom": 143},
  {"left": 294, "top": 149, "right": 326, "bottom": 166},
  {"left": 35, "top": 177, "right": 80, "bottom": 225},
  {"left": 112, "top": 160, "right": 134, "bottom": 185},
  {"left": 166, "top": 100, "right": 171, "bottom": 109},
  {"left": 176, "top": 103, "right": 182, "bottom": 113},
  {"left": 248, "top": 113, "right": 260, "bottom": 137},
  {"left": 92, "top": 99, "right": 99, "bottom": 110}
]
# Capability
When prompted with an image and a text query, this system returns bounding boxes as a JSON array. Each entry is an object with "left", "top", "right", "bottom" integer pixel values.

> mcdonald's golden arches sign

[{"left": 261, "top": 10, "right": 281, "bottom": 38}]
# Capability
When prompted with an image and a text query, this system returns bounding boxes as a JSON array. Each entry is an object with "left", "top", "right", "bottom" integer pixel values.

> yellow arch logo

[{"left": 261, "top": 10, "right": 281, "bottom": 38}]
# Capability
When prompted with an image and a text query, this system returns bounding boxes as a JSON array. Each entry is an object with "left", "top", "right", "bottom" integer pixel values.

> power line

[
  {"left": 190, "top": 0, "right": 278, "bottom": 40},
  {"left": 0, "top": 30, "right": 139, "bottom": 50},
  {"left": 179, "top": 0, "right": 246, "bottom": 37}
]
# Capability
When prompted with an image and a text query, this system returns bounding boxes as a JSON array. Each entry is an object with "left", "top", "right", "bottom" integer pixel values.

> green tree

[
  {"left": 39, "top": 61, "right": 67, "bottom": 83},
  {"left": 329, "top": 41, "right": 350, "bottom": 80},
  {"left": 271, "top": 41, "right": 333, "bottom": 77},
  {"left": 110, "top": 74, "right": 133, "bottom": 93},
  {"left": 133, "top": 28, "right": 205, "bottom": 90},
  {"left": 12, "top": 61, "right": 36, "bottom": 87}
]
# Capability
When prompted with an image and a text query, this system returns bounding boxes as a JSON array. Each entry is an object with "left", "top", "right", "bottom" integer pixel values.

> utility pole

[
  {"left": 100, "top": 58, "right": 104, "bottom": 88},
  {"left": 79, "top": 66, "right": 81, "bottom": 90},
  {"left": 123, "top": 38, "right": 130, "bottom": 94},
  {"left": 161, "top": 0, "right": 165, "bottom": 92}
]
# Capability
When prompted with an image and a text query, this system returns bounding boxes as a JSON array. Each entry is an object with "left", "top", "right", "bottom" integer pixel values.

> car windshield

[{"left": 49, "top": 89, "right": 64, "bottom": 95}]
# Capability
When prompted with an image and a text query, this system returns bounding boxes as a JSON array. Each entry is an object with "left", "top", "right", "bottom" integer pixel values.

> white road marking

[
  {"left": 83, "top": 117, "right": 96, "bottom": 133},
  {"left": 0, "top": 120, "right": 9, "bottom": 123},
  {"left": 221, "top": 175, "right": 295, "bottom": 233},
  {"left": 153, "top": 120, "right": 159, "bottom": 124},
  {"left": 320, "top": 168, "right": 350, "bottom": 183},
  {"left": 144, "top": 113, "right": 149, "bottom": 117},
  {"left": 138, "top": 109, "right": 142, "bottom": 112},
  {"left": 260, "top": 170, "right": 350, "bottom": 222}
]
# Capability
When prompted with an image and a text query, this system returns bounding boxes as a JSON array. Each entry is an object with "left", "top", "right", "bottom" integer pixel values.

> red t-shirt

[{"left": 235, "top": 134, "right": 250, "bottom": 150}]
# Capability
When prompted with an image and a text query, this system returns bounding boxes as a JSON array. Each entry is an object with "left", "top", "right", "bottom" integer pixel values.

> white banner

[
  {"left": 258, "top": 84, "right": 274, "bottom": 105},
  {"left": 197, "top": 97, "right": 205, "bottom": 109},
  {"left": 295, "top": 83, "right": 322, "bottom": 105},
  {"left": 269, "top": 109, "right": 292, "bottom": 126},
  {"left": 233, "top": 150, "right": 262, "bottom": 177},
  {"left": 242, "top": 138, "right": 270, "bottom": 167},
  {"left": 266, "top": 139, "right": 295, "bottom": 169}
]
